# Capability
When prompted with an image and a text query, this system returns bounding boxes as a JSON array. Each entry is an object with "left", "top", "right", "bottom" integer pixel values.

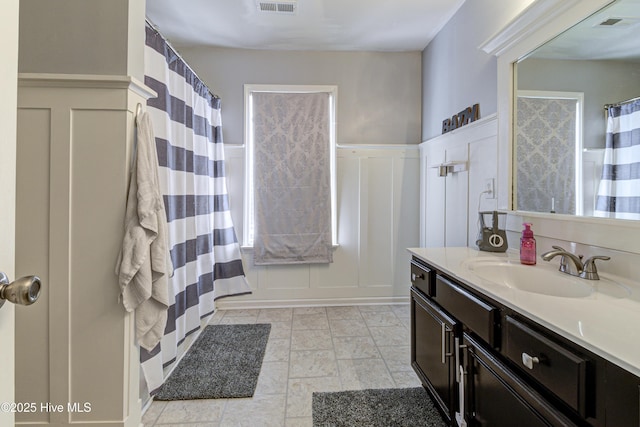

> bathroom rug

[
  {"left": 154, "top": 323, "right": 271, "bottom": 400},
  {"left": 312, "top": 387, "right": 446, "bottom": 427}
]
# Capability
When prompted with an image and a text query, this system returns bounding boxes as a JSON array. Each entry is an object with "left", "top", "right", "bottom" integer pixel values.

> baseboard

[{"left": 214, "top": 295, "right": 410, "bottom": 310}]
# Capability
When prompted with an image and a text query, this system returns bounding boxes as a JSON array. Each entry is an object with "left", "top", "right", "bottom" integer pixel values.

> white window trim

[{"left": 243, "top": 84, "right": 338, "bottom": 248}]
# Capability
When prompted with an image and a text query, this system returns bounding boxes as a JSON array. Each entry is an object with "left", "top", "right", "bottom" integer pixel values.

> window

[{"left": 244, "top": 85, "right": 337, "bottom": 264}]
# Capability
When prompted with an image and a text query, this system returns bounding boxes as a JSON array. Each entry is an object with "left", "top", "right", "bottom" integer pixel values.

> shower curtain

[
  {"left": 140, "top": 22, "right": 251, "bottom": 394},
  {"left": 595, "top": 99, "right": 640, "bottom": 220}
]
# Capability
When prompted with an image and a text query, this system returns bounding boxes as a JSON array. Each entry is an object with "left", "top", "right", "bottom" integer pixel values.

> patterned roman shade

[
  {"left": 516, "top": 96, "right": 577, "bottom": 214},
  {"left": 252, "top": 91, "right": 333, "bottom": 265}
]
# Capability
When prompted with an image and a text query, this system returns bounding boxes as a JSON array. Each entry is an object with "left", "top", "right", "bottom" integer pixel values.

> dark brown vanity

[{"left": 410, "top": 254, "right": 640, "bottom": 427}]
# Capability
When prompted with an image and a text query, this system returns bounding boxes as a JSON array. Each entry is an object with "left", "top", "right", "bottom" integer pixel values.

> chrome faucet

[
  {"left": 541, "top": 246, "right": 584, "bottom": 276},
  {"left": 541, "top": 245, "right": 610, "bottom": 280},
  {"left": 581, "top": 255, "right": 612, "bottom": 280}
]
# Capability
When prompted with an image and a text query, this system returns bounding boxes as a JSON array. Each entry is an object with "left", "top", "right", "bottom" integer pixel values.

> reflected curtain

[
  {"left": 140, "top": 22, "right": 251, "bottom": 394},
  {"left": 595, "top": 99, "right": 640, "bottom": 220}
]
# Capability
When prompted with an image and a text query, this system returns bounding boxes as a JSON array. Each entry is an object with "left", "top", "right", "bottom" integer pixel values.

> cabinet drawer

[
  {"left": 410, "top": 259, "right": 433, "bottom": 296},
  {"left": 504, "top": 316, "right": 589, "bottom": 417},
  {"left": 434, "top": 275, "right": 500, "bottom": 347},
  {"left": 465, "top": 333, "right": 577, "bottom": 427}
]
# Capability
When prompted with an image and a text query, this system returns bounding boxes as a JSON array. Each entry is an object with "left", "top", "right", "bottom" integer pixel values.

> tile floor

[{"left": 142, "top": 304, "right": 422, "bottom": 426}]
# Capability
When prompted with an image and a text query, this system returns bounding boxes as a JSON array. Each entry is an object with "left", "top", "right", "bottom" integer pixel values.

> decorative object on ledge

[
  {"left": 442, "top": 104, "right": 480, "bottom": 134},
  {"left": 476, "top": 211, "right": 508, "bottom": 253}
]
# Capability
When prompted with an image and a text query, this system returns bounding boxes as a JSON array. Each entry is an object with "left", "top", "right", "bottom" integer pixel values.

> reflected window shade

[
  {"left": 252, "top": 92, "right": 333, "bottom": 265},
  {"left": 516, "top": 97, "right": 577, "bottom": 214}
]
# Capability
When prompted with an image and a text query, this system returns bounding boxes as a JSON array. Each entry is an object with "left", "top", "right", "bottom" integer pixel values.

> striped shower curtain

[
  {"left": 595, "top": 99, "right": 640, "bottom": 220},
  {"left": 140, "top": 22, "right": 251, "bottom": 394}
]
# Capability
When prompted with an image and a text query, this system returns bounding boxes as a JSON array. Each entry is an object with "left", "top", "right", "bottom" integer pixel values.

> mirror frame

[{"left": 481, "top": 0, "right": 640, "bottom": 254}]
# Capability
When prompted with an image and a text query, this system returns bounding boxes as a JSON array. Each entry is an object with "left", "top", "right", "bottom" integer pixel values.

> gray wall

[
  {"left": 18, "top": 0, "right": 145, "bottom": 80},
  {"left": 518, "top": 58, "right": 640, "bottom": 149},
  {"left": 179, "top": 47, "right": 422, "bottom": 145},
  {"left": 421, "top": 0, "right": 535, "bottom": 140}
]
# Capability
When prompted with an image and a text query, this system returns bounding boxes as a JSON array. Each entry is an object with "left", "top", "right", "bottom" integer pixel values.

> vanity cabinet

[{"left": 410, "top": 255, "right": 640, "bottom": 427}]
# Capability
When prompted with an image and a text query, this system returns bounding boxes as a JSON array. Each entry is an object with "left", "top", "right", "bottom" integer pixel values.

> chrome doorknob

[{"left": 0, "top": 271, "right": 41, "bottom": 309}]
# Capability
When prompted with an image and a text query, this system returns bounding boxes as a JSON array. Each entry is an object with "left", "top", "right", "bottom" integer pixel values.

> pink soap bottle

[{"left": 520, "top": 223, "right": 536, "bottom": 265}]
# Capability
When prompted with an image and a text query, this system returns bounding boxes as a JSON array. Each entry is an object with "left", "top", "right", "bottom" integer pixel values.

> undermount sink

[{"left": 462, "top": 257, "right": 630, "bottom": 299}]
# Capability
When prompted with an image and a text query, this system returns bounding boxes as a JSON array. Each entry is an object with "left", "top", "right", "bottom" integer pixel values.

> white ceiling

[
  {"left": 528, "top": 0, "right": 640, "bottom": 61},
  {"left": 145, "top": 0, "right": 465, "bottom": 51}
]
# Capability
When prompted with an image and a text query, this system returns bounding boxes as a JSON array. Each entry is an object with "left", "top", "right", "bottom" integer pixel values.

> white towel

[{"left": 115, "top": 111, "right": 172, "bottom": 351}]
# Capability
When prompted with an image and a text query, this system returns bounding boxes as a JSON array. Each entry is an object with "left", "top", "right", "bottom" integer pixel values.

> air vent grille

[
  {"left": 600, "top": 18, "right": 623, "bottom": 26},
  {"left": 259, "top": 2, "right": 277, "bottom": 12},
  {"left": 277, "top": 3, "right": 295, "bottom": 13},
  {"left": 595, "top": 17, "right": 640, "bottom": 28},
  {"left": 258, "top": 1, "right": 297, "bottom": 14}
]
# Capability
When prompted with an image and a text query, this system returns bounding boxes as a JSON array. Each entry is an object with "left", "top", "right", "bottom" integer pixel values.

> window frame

[{"left": 243, "top": 84, "right": 338, "bottom": 248}]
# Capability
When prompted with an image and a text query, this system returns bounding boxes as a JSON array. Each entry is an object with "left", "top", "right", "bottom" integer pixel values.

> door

[{"left": 0, "top": 0, "right": 20, "bottom": 425}]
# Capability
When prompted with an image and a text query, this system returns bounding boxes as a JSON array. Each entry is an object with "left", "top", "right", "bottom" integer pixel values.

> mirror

[{"left": 514, "top": 0, "right": 640, "bottom": 220}]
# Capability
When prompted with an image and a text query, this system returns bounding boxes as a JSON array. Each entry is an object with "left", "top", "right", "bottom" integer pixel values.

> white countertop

[{"left": 408, "top": 247, "right": 640, "bottom": 378}]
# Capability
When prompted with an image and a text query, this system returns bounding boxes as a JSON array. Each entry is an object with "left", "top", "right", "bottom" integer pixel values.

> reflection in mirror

[
  {"left": 514, "top": 0, "right": 640, "bottom": 220},
  {"left": 516, "top": 91, "right": 583, "bottom": 215}
]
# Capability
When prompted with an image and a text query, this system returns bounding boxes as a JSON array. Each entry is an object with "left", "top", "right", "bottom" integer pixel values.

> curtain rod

[
  {"left": 604, "top": 95, "right": 640, "bottom": 110},
  {"left": 145, "top": 18, "right": 220, "bottom": 100}
]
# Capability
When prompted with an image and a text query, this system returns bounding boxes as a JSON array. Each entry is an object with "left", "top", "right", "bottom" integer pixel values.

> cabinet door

[
  {"left": 411, "top": 288, "right": 458, "bottom": 422},
  {"left": 605, "top": 361, "right": 640, "bottom": 427},
  {"left": 464, "top": 334, "right": 576, "bottom": 427}
]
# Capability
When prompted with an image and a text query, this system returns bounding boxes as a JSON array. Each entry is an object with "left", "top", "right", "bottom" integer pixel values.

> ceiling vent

[
  {"left": 257, "top": 1, "right": 297, "bottom": 14},
  {"left": 595, "top": 17, "right": 640, "bottom": 28},
  {"left": 600, "top": 18, "right": 624, "bottom": 26}
]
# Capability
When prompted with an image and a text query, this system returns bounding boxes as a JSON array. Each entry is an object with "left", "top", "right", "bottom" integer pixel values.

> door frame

[{"left": 0, "top": 0, "right": 20, "bottom": 425}]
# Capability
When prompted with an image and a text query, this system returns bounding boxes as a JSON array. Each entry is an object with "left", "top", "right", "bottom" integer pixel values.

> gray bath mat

[
  {"left": 312, "top": 387, "right": 446, "bottom": 427},
  {"left": 154, "top": 323, "right": 271, "bottom": 400}
]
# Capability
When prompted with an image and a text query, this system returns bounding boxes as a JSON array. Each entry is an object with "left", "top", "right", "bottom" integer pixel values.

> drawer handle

[
  {"left": 412, "top": 272, "right": 425, "bottom": 281},
  {"left": 522, "top": 352, "right": 540, "bottom": 370}
]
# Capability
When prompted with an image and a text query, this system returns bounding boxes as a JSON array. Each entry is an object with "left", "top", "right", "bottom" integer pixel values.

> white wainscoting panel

[
  {"left": 420, "top": 144, "right": 446, "bottom": 247},
  {"left": 445, "top": 144, "right": 469, "bottom": 247},
  {"left": 420, "top": 115, "right": 499, "bottom": 249},
  {"left": 468, "top": 128, "right": 499, "bottom": 247},
  {"left": 16, "top": 74, "right": 149, "bottom": 427},
  {"left": 220, "top": 145, "right": 419, "bottom": 308},
  {"left": 312, "top": 155, "right": 361, "bottom": 289}
]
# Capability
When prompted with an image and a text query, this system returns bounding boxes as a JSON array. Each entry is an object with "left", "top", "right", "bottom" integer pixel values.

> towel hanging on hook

[
  {"left": 135, "top": 103, "right": 143, "bottom": 126},
  {"left": 130, "top": 103, "right": 145, "bottom": 179}
]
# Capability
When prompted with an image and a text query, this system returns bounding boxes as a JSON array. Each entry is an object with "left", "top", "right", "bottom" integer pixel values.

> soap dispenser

[{"left": 520, "top": 223, "right": 536, "bottom": 265}]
